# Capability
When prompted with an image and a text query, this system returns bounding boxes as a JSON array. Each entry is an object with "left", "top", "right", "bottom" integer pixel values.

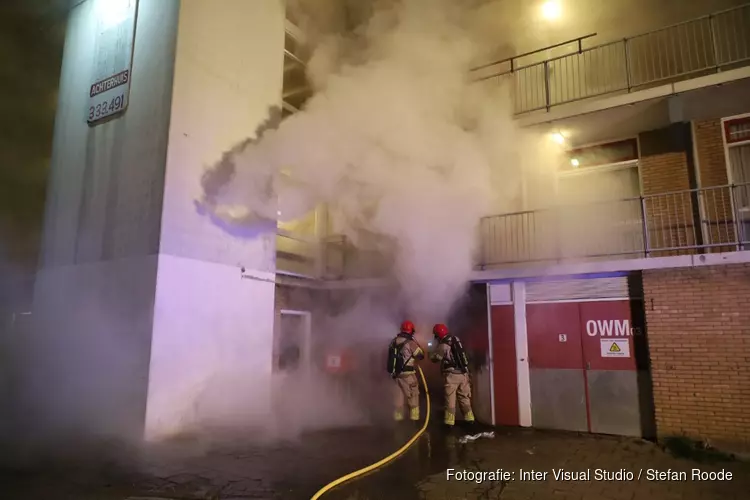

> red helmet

[
  {"left": 400, "top": 320, "right": 415, "bottom": 334},
  {"left": 433, "top": 323, "right": 449, "bottom": 339}
]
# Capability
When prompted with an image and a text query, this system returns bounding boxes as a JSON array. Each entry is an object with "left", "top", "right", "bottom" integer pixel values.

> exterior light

[
  {"left": 95, "top": 0, "right": 135, "bottom": 30},
  {"left": 571, "top": 158, "right": 580, "bottom": 167},
  {"left": 541, "top": 1, "right": 562, "bottom": 21}
]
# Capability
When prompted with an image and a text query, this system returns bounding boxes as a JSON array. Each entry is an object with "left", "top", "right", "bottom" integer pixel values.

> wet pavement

[
  {"left": 1, "top": 421, "right": 749, "bottom": 500},
  {"left": 328, "top": 424, "right": 750, "bottom": 500}
]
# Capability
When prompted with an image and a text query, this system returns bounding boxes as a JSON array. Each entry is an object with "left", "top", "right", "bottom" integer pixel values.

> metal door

[
  {"left": 526, "top": 298, "right": 652, "bottom": 437},
  {"left": 276, "top": 310, "right": 312, "bottom": 374},
  {"left": 491, "top": 305, "right": 519, "bottom": 426},
  {"left": 579, "top": 300, "right": 650, "bottom": 437},
  {"left": 524, "top": 275, "right": 653, "bottom": 437},
  {"left": 526, "top": 302, "right": 588, "bottom": 432}
]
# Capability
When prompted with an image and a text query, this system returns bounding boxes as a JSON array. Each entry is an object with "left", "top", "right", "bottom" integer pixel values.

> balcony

[
  {"left": 276, "top": 184, "right": 750, "bottom": 280},
  {"left": 276, "top": 230, "right": 393, "bottom": 281},
  {"left": 475, "top": 3, "right": 750, "bottom": 115},
  {"left": 478, "top": 184, "right": 750, "bottom": 270}
]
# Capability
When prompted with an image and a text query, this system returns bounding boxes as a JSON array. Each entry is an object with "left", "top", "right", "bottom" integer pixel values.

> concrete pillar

[{"left": 29, "top": 0, "right": 283, "bottom": 442}]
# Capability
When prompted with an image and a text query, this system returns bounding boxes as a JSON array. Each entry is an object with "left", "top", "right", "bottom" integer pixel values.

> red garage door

[{"left": 525, "top": 277, "right": 649, "bottom": 437}]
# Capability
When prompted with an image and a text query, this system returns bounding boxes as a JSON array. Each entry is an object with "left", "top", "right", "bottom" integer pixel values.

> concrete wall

[
  {"left": 643, "top": 264, "right": 750, "bottom": 452},
  {"left": 39, "top": 0, "right": 177, "bottom": 268},
  {"left": 26, "top": 0, "right": 286, "bottom": 443},
  {"left": 26, "top": 0, "right": 179, "bottom": 442},
  {"left": 144, "top": 0, "right": 285, "bottom": 440}
]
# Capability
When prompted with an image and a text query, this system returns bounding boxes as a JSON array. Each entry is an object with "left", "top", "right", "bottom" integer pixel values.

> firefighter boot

[
  {"left": 464, "top": 410, "right": 476, "bottom": 430},
  {"left": 409, "top": 406, "right": 420, "bottom": 421},
  {"left": 444, "top": 410, "right": 456, "bottom": 432},
  {"left": 394, "top": 407, "right": 405, "bottom": 422}
]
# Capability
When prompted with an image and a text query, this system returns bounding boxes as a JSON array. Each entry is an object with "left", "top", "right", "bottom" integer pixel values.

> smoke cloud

[{"left": 199, "top": 0, "right": 559, "bottom": 320}]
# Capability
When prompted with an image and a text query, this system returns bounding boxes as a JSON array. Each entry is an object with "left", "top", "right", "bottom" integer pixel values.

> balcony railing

[
  {"left": 277, "top": 184, "right": 750, "bottom": 278},
  {"left": 478, "top": 184, "right": 750, "bottom": 268},
  {"left": 276, "top": 230, "right": 393, "bottom": 280},
  {"left": 476, "top": 3, "right": 750, "bottom": 114}
]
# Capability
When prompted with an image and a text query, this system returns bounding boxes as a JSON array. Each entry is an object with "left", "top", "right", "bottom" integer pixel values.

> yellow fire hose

[{"left": 310, "top": 365, "right": 431, "bottom": 499}]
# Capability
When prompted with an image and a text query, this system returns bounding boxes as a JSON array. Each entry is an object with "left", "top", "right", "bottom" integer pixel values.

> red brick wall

[
  {"left": 639, "top": 153, "right": 696, "bottom": 256},
  {"left": 643, "top": 264, "right": 750, "bottom": 450},
  {"left": 694, "top": 119, "right": 729, "bottom": 187},
  {"left": 693, "top": 119, "right": 736, "bottom": 252},
  {"left": 640, "top": 152, "right": 691, "bottom": 195}
]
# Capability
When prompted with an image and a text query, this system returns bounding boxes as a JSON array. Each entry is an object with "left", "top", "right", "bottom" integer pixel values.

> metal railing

[
  {"left": 476, "top": 4, "right": 750, "bottom": 114},
  {"left": 478, "top": 184, "right": 750, "bottom": 268},
  {"left": 276, "top": 231, "right": 393, "bottom": 280},
  {"left": 277, "top": 184, "right": 750, "bottom": 277}
]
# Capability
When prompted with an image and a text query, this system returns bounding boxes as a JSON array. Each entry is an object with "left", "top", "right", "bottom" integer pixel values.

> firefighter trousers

[
  {"left": 393, "top": 372, "right": 420, "bottom": 421},
  {"left": 443, "top": 372, "right": 474, "bottom": 426}
]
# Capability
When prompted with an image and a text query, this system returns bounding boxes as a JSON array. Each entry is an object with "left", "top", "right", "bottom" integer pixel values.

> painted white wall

[
  {"left": 159, "top": 0, "right": 284, "bottom": 270},
  {"left": 144, "top": 0, "right": 285, "bottom": 440},
  {"left": 28, "top": 0, "right": 285, "bottom": 443},
  {"left": 145, "top": 255, "right": 275, "bottom": 439},
  {"left": 511, "top": 281, "right": 532, "bottom": 427},
  {"left": 28, "top": 256, "right": 158, "bottom": 441},
  {"left": 25, "top": 0, "right": 179, "bottom": 443}
]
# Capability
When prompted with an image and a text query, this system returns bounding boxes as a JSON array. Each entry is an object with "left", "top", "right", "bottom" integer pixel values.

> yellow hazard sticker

[{"left": 600, "top": 339, "right": 630, "bottom": 358}]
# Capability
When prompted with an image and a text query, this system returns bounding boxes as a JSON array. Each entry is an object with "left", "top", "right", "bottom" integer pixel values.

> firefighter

[
  {"left": 387, "top": 320, "right": 425, "bottom": 422},
  {"left": 430, "top": 323, "right": 475, "bottom": 428}
]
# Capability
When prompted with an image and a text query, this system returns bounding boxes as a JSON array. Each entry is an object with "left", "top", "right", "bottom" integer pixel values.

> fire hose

[{"left": 310, "top": 365, "right": 431, "bottom": 499}]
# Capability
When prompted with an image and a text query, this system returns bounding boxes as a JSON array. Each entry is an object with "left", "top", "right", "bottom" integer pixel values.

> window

[
  {"left": 723, "top": 115, "right": 750, "bottom": 245},
  {"left": 558, "top": 166, "right": 641, "bottom": 204},
  {"left": 723, "top": 115, "right": 750, "bottom": 204},
  {"left": 556, "top": 139, "right": 642, "bottom": 257},
  {"left": 724, "top": 116, "right": 750, "bottom": 146},
  {"left": 558, "top": 138, "right": 641, "bottom": 204},
  {"left": 563, "top": 138, "right": 639, "bottom": 172}
]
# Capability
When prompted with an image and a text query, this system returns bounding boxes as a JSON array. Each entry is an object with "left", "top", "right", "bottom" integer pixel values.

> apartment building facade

[
  {"left": 3, "top": 0, "right": 747, "bottom": 447},
  {"left": 468, "top": 4, "right": 750, "bottom": 452},
  {"left": 278, "top": 2, "right": 750, "bottom": 452}
]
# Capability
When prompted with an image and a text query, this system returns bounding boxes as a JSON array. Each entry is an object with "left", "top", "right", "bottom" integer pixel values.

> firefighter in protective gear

[
  {"left": 391, "top": 320, "right": 425, "bottom": 422},
  {"left": 430, "top": 323, "right": 475, "bottom": 427}
]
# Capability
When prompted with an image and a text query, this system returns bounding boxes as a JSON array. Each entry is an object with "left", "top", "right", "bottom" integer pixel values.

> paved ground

[
  {"left": 328, "top": 425, "right": 750, "bottom": 500},
  {"left": 1, "top": 423, "right": 748, "bottom": 500}
]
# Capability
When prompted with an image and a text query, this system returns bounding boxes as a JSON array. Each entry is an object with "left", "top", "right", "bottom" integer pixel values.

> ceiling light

[
  {"left": 541, "top": 1, "right": 562, "bottom": 21},
  {"left": 552, "top": 132, "right": 566, "bottom": 144},
  {"left": 571, "top": 158, "right": 580, "bottom": 167}
]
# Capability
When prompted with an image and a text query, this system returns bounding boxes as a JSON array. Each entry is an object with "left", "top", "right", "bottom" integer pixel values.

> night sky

[{"left": 0, "top": 0, "right": 67, "bottom": 273}]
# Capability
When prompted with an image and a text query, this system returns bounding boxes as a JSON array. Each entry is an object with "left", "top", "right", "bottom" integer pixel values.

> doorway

[{"left": 276, "top": 310, "right": 312, "bottom": 374}]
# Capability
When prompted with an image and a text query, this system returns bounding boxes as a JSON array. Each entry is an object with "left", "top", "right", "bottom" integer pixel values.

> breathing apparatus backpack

[
  {"left": 387, "top": 333, "right": 414, "bottom": 378},
  {"left": 446, "top": 335, "right": 470, "bottom": 374}
]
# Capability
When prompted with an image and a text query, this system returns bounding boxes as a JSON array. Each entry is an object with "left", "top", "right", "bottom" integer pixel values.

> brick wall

[
  {"left": 694, "top": 119, "right": 729, "bottom": 187},
  {"left": 639, "top": 152, "right": 696, "bottom": 256},
  {"left": 693, "top": 119, "right": 736, "bottom": 252},
  {"left": 643, "top": 264, "right": 750, "bottom": 450},
  {"left": 640, "top": 152, "right": 691, "bottom": 195}
]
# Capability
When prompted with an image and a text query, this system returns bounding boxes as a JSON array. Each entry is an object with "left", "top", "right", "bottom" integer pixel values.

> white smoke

[{"left": 200, "top": 0, "right": 559, "bottom": 319}]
